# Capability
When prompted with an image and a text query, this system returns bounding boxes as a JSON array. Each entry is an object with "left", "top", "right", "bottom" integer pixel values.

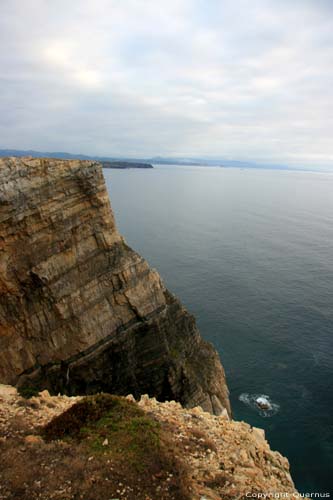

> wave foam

[{"left": 239, "top": 393, "right": 280, "bottom": 417}]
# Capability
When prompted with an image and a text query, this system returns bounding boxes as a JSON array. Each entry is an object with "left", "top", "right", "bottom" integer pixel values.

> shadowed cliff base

[{"left": 0, "top": 156, "right": 230, "bottom": 416}]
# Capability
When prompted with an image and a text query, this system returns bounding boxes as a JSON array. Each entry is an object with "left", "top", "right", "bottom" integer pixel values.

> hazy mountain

[{"left": 0, "top": 149, "right": 302, "bottom": 171}]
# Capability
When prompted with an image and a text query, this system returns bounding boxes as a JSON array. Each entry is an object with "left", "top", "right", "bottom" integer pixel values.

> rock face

[{"left": 0, "top": 157, "right": 230, "bottom": 416}]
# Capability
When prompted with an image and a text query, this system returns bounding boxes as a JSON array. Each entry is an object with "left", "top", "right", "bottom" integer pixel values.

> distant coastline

[
  {"left": 0, "top": 148, "right": 320, "bottom": 172},
  {"left": 101, "top": 160, "right": 153, "bottom": 169},
  {"left": 0, "top": 150, "right": 154, "bottom": 170}
]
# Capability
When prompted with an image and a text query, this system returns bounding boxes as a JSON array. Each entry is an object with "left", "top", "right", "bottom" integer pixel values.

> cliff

[{"left": 0, "top": 156, "right": 230, "bottom": 416}]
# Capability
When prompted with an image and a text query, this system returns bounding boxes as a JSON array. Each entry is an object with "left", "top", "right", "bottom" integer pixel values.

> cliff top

[{"left": 0, "top": 384, "right": 296, "bottom": 500}]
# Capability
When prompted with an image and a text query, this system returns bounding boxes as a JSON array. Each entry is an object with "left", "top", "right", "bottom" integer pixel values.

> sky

[{"left": 1, "top": 0, "right": 333, "bottom": 167}]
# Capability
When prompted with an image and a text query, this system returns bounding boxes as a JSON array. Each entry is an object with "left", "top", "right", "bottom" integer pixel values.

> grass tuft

[
  {"left": 17, "top": 385, "right": 40, "bottom": 399},
  {"left": 42, "top": 394, "right": 164, "bottom": 472}
]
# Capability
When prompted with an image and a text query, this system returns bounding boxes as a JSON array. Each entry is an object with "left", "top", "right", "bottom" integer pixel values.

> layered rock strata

[{"left": 0, "top": 157, "right": 230, "bottom": 416}]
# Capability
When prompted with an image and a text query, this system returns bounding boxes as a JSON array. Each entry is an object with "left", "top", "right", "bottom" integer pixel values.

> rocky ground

[{"left": 0, "top": 384, "right": 296, "bottom": 500}]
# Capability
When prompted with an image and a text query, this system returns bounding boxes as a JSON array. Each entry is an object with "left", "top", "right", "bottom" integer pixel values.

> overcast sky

[{"left": 1, "top": 0, "right": 333, "bottom": 166}]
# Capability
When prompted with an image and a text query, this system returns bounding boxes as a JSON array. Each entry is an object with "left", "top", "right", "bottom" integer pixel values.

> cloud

[{"left": 0, "top": 0, "right": 332, "bottom": 166}]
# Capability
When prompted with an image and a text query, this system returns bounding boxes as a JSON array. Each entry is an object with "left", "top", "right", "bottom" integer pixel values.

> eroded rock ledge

[{"left": 0, "top": 157, "right": 230, "bottom": 416}]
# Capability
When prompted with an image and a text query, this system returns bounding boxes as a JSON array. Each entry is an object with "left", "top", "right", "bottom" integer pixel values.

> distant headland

[
  {"left": 0, "top": 150, "right": 153, "bottom": 169},
  {"left": 101, "top": 160, "right": 153, "bottom": 169},
  {"left": 0, "top": 148, "right": 315, "bottom": 171}
]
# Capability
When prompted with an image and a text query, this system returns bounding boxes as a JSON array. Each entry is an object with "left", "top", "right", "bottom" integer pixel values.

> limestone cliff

[{"left": 0, "top": 157, "right": 230, "bottom": 416}]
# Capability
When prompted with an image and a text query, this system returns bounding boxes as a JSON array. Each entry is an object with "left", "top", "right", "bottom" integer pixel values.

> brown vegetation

[
  {"left": 0, "top": 393, "right": 191, "bottom": 500},
  {"left": 0, "top": 385, "right": 297, "bottom": 500}
]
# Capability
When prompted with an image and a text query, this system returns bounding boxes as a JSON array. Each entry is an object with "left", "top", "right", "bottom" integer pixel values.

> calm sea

[{"left": 103, "top": 165, "right": 333, "bottom": 494}]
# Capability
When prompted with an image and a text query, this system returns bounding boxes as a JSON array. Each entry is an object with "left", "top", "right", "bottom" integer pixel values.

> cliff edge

[
  {"left": 0, "top": 385, "right": 296, "bottom": 500},
  {"left": 0, "top": 157, "right": 230, "bottom": 416}
]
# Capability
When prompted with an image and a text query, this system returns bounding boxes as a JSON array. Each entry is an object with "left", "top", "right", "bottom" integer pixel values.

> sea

[{"left": 103, "top": 164, "right": 333, "bottom": 494}]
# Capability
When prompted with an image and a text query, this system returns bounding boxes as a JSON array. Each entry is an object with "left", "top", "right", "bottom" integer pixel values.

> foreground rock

[
  {"left": 0, "top": 385, "right": 297, "bottom": 500},
  {"left": 0, "top": 156, "right": 229, "bottom": 415}
]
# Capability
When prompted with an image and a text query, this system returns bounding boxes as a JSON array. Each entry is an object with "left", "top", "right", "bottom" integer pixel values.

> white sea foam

[{"left": 239, "top": 393, "right": 280, "bottom": 417}]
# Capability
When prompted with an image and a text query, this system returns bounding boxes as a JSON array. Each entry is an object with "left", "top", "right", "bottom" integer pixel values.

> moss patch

[
  {"left": 2, "top": 393, "right": 193, "bottom": 499},
  {"left": 42, "top": 394, "right": 188, "bottom": 486},
  {"left": 17, "top": 385, "right": 40, "bottom": 399}
]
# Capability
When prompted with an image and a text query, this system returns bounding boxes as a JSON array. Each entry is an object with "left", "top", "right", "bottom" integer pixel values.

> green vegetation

[
  {"left": 42, "top": 394, "right": 162, "bottom": 472},
  {"left": 17, "top": 385, "right": 40, "bottom": 399}
]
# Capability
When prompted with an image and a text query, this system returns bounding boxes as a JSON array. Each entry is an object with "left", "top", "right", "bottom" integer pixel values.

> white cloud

[
  {"left": 42, "top": 41, "right": 103, "bottom": 89},
  {"left": 0, "top": 0, "right": 332, "bottom": 166}
]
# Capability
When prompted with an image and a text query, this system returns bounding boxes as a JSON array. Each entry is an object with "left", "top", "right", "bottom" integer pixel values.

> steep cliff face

[{"left": 0, "top": 157, "right": 230, "bottom": 416}]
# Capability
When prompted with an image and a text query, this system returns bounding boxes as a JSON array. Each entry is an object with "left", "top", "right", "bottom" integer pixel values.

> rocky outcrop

[
  {"left": 138, "top": 395, "right": 296, "bottom": 499},
  {"left": 0, "top": 385, "right": 297, "bottom": 499},
  {"left": 0, "top": 157, "right": 230, "bottom": 416}
]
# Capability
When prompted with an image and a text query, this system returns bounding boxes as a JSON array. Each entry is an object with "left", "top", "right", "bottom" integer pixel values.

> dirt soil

[{"left": 0, "top": 385, "right": 297, "bottom": 500}]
